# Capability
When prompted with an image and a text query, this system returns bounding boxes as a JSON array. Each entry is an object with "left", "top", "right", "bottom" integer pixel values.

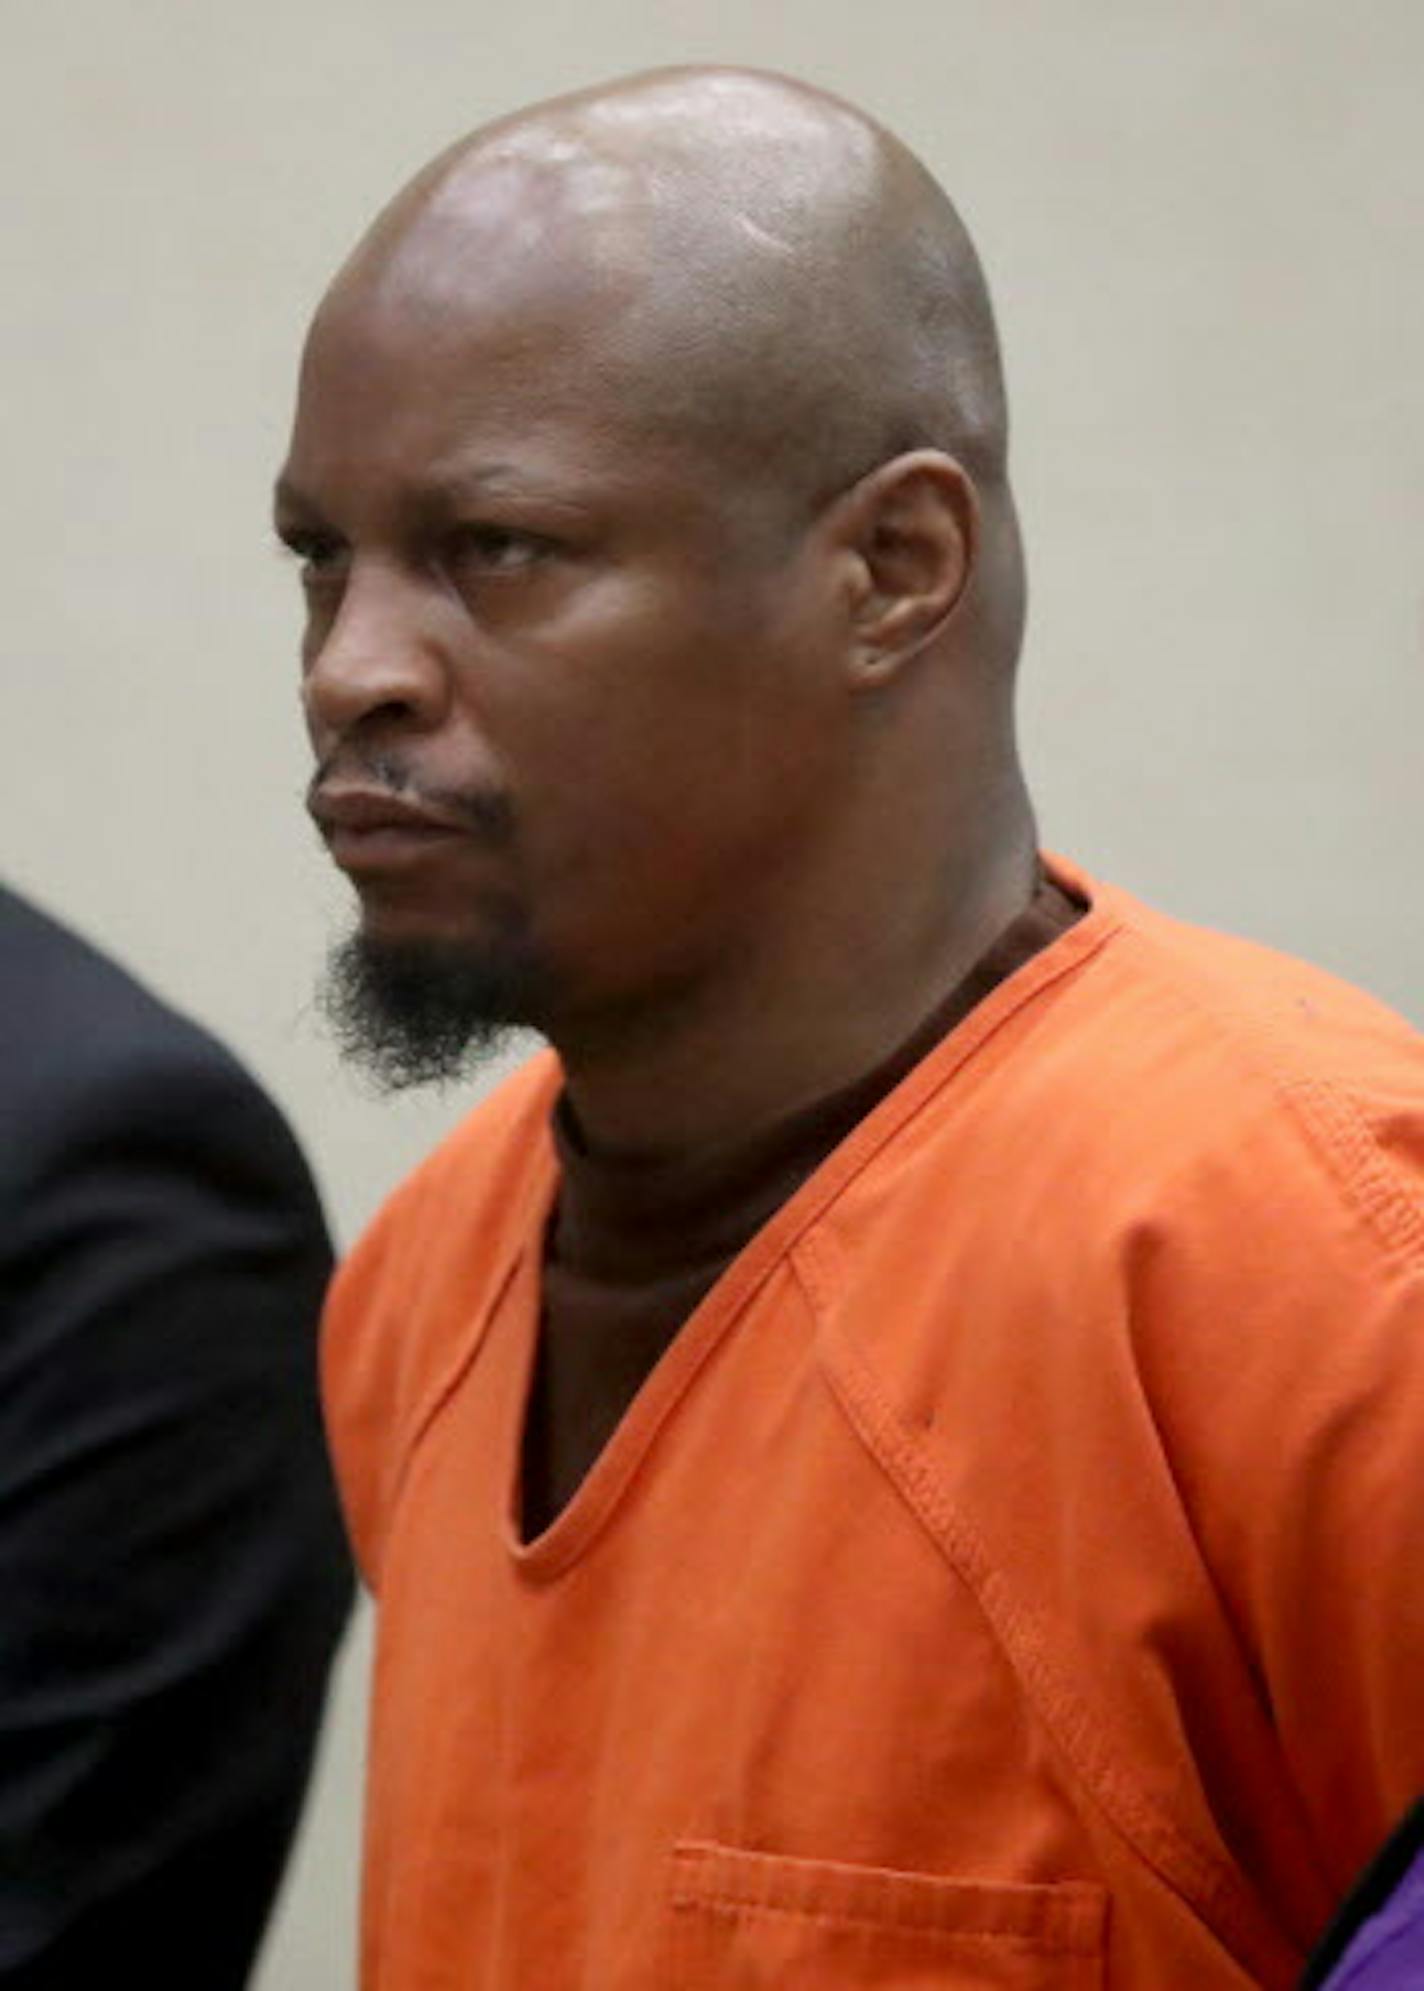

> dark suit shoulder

[
  {"left": 1, "top": 881, "right": 249, "bottom": 1090},
  {"left": 0, "top": 884, "right": 321, "bottom": 1224}
]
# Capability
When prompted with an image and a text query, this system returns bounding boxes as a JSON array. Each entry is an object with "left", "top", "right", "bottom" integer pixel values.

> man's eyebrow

[
  {"left": 270, "top": 463, "right": 605, "bottom": 527},
  {"left": 426, "top": 461, "right": 602, "bottom": 514}
]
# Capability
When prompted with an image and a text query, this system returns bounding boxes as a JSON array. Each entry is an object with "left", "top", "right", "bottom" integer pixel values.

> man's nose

[{"left": 301, "top": 560, "right": 450, "bottom": 743}]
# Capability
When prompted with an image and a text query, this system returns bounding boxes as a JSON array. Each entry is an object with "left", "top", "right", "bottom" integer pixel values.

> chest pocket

[{"left": 666, "top": 1843, "right": 1108, "bottom": 1989}]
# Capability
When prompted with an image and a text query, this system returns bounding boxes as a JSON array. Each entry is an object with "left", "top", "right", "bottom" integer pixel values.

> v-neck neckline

[{"left": 498, "top": 855, "right": 1122, "bottom": 1579}]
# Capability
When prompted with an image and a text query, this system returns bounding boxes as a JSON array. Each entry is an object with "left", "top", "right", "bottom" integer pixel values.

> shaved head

[{"left": 321, "top": 66, "right": 1013, "bottom": 548}]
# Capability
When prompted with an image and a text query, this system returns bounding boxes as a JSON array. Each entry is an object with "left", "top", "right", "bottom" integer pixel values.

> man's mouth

[{"left": 308, "top": 784, "right": 472, "bottom": 873}]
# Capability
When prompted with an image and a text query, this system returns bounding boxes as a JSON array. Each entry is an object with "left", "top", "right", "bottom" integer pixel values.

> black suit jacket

[{"left": 0, "top": 885, "right": 352, "bottom": 1988}]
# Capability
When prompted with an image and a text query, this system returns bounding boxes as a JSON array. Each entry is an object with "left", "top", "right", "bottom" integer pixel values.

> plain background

[{"left": 3, "top": 3, "right": 1420, "bottom": 1984}]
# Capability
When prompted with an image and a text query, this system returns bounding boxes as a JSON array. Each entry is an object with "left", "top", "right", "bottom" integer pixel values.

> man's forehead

[
  {"left": 283, "top": 321, "right": 632, "bottom": 507},
  {"left": 284, "top": 255, "right": 708, "bottom": 518},
  {"left": 316, "top": 181, "right": 639, "bottom": 366},
  {"left": 293, "top": 150, "right": 712, "bottom": 480}
]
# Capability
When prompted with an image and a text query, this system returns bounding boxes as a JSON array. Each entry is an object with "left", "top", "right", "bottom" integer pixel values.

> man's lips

[
  {"left": 308, "top": 784, "right": 472, "bottom": 873},
  {"left": 309, "top": 784, "right": 470, "bottom": 836}
]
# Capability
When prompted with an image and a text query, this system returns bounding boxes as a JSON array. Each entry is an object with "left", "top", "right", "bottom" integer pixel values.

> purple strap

[{"left": 1320, "top": 1845, "right": 1424, "bottom": 1988}]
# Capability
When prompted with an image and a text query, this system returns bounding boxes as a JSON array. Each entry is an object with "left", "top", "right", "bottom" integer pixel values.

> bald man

[{"left": 279, "top": 68, "right": 1424, "bottom": 1989}]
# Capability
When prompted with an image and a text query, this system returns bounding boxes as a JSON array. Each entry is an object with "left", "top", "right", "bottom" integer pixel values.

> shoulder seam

[
  {"left": 1281, "top": 1073, "right": 1424, "bottom": 1271},
  {"left": 1111, "top": 925, "right": 1424, "bottom": 1278}
]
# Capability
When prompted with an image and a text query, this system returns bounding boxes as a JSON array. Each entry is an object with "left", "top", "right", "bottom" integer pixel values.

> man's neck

[{"left": 553, "top": 815, "right": 1040, "bottom": 1160}]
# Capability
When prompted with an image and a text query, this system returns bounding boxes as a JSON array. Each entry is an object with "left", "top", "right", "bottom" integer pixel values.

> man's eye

[
  {"left": 278, "top": 529, "right": 345, "bottom": 580},
  {"left": 449, "top": 524, "right": 550, "bottom": 574}
]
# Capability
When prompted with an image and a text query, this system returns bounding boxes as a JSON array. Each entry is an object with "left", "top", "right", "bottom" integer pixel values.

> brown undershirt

[{"left": 521, "top": 872, "right": 1084, "bottom": 1537}]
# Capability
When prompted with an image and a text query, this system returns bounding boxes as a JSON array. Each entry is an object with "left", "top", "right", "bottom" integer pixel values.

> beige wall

[{"left": 4, "top": 4, "right": 1421, "bottom": 1984}]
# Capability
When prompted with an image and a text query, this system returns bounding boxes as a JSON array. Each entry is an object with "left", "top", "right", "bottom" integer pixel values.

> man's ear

[{"left": 833, "top": 451, "right": 978, "bottom": 688}]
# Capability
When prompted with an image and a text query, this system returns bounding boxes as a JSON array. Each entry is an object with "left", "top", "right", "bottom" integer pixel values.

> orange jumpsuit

[{"left": 324, "top": 860, "right": 1424, "bottom": 1987}]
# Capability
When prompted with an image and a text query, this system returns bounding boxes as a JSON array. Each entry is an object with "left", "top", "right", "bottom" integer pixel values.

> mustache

[{"left": 307, "top": 751, "right": 516, "bottom": 844}]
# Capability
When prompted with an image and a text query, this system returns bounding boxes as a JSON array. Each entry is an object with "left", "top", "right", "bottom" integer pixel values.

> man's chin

[{"left": 318, "top": 927, "right": 541, "bottom": 1093}]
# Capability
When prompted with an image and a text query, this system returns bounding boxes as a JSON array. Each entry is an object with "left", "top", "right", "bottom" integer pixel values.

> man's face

[{"left": 277, "top": 217, "right": 851, "bottom": 1068}]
